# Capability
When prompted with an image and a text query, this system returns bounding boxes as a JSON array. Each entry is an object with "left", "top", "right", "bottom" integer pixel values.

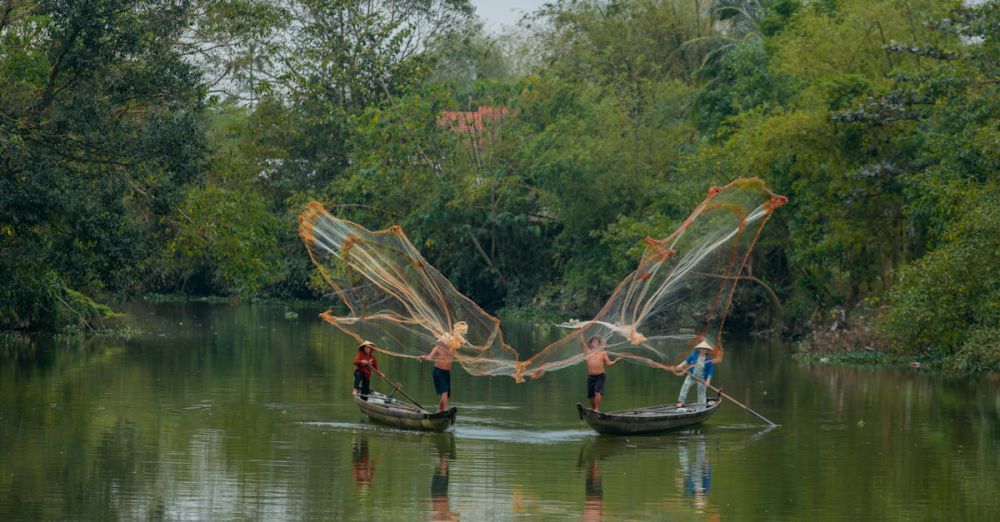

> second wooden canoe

[{"left": 577, "top": 398, "right": 721, "bottom": 435}]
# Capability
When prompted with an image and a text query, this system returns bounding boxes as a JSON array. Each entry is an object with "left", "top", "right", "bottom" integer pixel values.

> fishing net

[
  {"left": 299, "top": 178, "right": 785, "bottom": 382},
  {"left": 298, "top": 203, "right": 521, "bottom": 376},
  {"left": 517, "top": 178, "right": 786, "bottom": 380}
]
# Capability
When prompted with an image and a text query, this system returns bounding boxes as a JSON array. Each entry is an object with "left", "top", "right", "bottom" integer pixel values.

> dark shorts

[
  {"left": 354, "top": 370, "right": 371, "bottom": 397},
  {"left": 587, "top": 373, "right": 606, "bottom": 398},
  {"left": 432, "top": 367, "right": 451, "bottom": 396}
]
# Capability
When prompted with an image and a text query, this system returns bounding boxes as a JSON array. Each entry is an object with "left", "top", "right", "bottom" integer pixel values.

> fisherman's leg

[
  {"left": 593, "top": 375, "right": 606, "bottom": 411},
  {"left": 353, "top": 371, "right": 363, "bottom": 394},
  {"left": 676, "top": 375, "right": 694, "bottom": 406},
  {"left": 439, "top": 392, "right": 449, "bottom": 412},
  {"left": 697, "top": 382, "right": 707, "bottom": 407},
  {"left": 361, "top": 378, "right": 371, "bottom": 399}
]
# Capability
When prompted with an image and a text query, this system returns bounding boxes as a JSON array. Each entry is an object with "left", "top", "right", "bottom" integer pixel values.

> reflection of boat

[
  {"left": 355, "top": 391, "right": 457, "bottom": 431},
  {"left": 577, "top": 432, "right": 699, "bottom": 465},
  {"left": 576, "top": 398, "right": 721, "bottom": 435}
]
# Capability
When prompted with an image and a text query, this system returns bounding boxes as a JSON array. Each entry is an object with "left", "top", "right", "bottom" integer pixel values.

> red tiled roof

[{"left": 437, "top": 106, "right": 510, "bottom": 134}]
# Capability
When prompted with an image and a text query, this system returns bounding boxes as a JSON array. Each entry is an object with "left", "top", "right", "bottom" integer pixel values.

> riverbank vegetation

[{"left": 2, "top": 0, "right": 997, "bottom": 371}]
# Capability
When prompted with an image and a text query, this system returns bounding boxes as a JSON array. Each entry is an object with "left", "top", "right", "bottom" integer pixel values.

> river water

[{"left": 1, "top": 302, "right": 998, "bottom": 520}]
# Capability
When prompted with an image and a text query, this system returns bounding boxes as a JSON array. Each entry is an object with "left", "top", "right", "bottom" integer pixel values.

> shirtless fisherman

[
  {"left": 583, "top": 335, "right": 621, "bottom": 412},
  {"left": 418, "top": 322, "right": 468, "bottom": 412}
]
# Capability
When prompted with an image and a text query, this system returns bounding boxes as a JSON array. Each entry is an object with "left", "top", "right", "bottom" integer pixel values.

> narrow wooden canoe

[
  {"left": 354, "top": 391, "right": 457, "bottom": 432},
  {"left": 577, "top": 398, "right": 721, "bottom": 435}
]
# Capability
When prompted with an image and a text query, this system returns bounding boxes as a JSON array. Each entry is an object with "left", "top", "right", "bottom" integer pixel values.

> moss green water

[{"left": 1, "top": 302, "right": 998, "bottom": 520}]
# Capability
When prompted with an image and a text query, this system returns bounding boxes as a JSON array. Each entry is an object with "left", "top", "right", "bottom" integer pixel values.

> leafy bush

[
  {"left": 949, "top": 328, "right": 1000, "bottom": 374},
  {"left": 882, "top": 192, "right": 1000, "bottom": 364}
]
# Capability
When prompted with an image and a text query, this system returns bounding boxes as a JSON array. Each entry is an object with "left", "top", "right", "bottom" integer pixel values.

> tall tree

[{"left": 0, "top": 0, "right": 206, "bottom": 330}]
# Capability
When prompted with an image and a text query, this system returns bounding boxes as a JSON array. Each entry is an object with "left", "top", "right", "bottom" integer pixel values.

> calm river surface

[{"left": 1, "top": 302, "right": 998, "bottom": 520}]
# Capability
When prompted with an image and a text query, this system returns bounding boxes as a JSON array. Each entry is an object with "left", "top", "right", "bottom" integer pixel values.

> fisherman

[
  {"left": 418, "top": 322, "right": 467, "bottom": 412},
  {"left": 673, "top": 339, "right": 715, "bottom": 409},
  {"left": 583, "top": 335, "right": 621, "bottom": 412},
  {"left": 353, "top": 341, "right": 379, "bottom": 400}
]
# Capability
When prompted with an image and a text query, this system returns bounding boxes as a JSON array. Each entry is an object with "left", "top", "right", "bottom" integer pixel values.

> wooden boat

[
  {"left": 354, "top": 391, "right": 457, "bottom": 432},
  {"left": 577, "top": 398, "right": 722, "bottom": 435}
]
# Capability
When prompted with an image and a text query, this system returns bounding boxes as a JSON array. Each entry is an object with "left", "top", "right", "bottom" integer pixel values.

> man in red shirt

[{"left": 353, "top": 341, "right": 379, "bottom": 400}]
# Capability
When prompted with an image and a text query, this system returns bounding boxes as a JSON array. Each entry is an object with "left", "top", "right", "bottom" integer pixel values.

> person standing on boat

[
  {"left": 673, "top": 339, "right": 715, "bottom": 409},
  {"left": 353, "top": 341, "right": 379, "bottom": 400},
  {"left": 418, "top": 322, "right": 467, "bottom": 412},
  {"left": 584, "top": 335, "right": 622, "bottom": 412}
]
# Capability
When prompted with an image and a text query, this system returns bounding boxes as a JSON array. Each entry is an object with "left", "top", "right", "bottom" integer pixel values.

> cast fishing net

[
  {"left": 518, "top": 178, "right": 786, "bottom": 379},
  {"left": 299, "top": 178, "right": 785, "bottom": 381},
  {"left": 298, "top": 203, "right": 521, "bottom": 376}
]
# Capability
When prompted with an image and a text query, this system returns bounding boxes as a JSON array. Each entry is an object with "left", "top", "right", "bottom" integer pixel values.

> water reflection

[
  {"left": 1, "top": 302, "right": 998, "bottom": 520},
  {"left": 578, "top": 432, "right": 723, "bottom": 519},
  {"left": 677, "top": 437, "right": 711, "bottom": 511},
  {"left": 430, "top": 434, "right": 458, "bottom": 521},
  {"left": 351, "top": 433, "right": 376, "bottom": 494},
  {"left": 582, "top": 456, "right": 604, "bottom": 521}
]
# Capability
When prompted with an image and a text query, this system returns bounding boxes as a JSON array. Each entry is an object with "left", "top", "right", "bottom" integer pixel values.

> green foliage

[
  {"left": 52, "top": 287, "right": 122, "bottom": 334},
  {"left": 186, "top": 0, "right": 292, "bottom": 102},
  {"left": 793, "top": 349, "right": 943, "bottom": 368},
  {"left": 882, "top": 191, "right": 1000, "bottom": 359},
  {"left": 424, "top": 18, "right": 516, "bottom": 101},
  {"left": 3, "top": 0, "right": 998, "bottom": 374},
  {"left": 167, "top": 185, "right": 281, "bottom": 297},
  {"left": 1, "top": 0, "right": 207, "bottom": 331},
  {"left": 950, "top": 328, "right": 1000, "bottom": 374},
  {"left": 770, "top": 0, "right": 949, "bottom": 82},
  {"left": 872, "top": 1, "right": 1000, "bottom": 370},
  {"left": 693, "top": 38, "right": 790, "bottom": 133},
  {"left": 338, "top": 83, "right": 556, "bottom": 310},
  {"left": 511, "top": 73, "right": 699, "bottom": 309}
]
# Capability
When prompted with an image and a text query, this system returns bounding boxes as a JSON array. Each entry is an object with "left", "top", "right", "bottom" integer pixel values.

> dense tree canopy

[{"left": 2, "top": 0, "right": 997, "bottom": 371}]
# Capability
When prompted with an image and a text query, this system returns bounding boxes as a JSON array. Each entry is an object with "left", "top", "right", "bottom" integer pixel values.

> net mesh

[
  {"left": 299, "top": 177, "right": 785, "bottom": 382},
  {"left": 518, "top": 178, "right": 786, "bottom": 379},
  {"left": 298, "top": 203, "right": 521, "bottom": 377}
]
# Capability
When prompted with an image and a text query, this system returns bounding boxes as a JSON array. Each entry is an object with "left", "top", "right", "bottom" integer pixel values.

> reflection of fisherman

[
  {"left": 678, "top": 439, "right": 711, "bottom": 510},
  {"left": 673, "top": 339, "right": 716, "bottom": 409},
  {"left": 351, "top": 434, "right": 376, "bottom": 492},
  {"left": 582, "top": 458, "right": 605, "bottom": 521},
  {"left": 430, "top": 439, "right": 459, "bottom": 521}
]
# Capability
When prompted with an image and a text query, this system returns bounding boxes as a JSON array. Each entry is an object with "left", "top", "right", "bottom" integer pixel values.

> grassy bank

[{"left": 793, "top": 349, "right": 944, "bottom": 371}]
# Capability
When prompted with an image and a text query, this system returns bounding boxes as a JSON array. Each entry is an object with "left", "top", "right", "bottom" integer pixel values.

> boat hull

[
  {"left": 577, "top": 399, "right": 721, "bottom": 435},
  {"left": 355, "top": 392, "right": 456, "bottom": 432}
]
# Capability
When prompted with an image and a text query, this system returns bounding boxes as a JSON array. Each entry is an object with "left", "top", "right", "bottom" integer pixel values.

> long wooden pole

[
  {"left": 369, "top": 365, "right": 427, "bottom": 412},
  {"left": 683, "top": 373, "right": 777, "bottom": 426}
]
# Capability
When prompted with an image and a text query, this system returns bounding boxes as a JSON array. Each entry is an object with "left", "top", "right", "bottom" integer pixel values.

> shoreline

[
  {"left": 792, "top": 350, "right": 942, "bottom": 371},
  {"left": 3, "top": 297, "right": 987, "bottom": 376}
]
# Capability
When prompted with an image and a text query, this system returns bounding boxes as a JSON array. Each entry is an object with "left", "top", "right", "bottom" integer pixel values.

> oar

[
  {"left": 368, "top": 364, "right": 427, "bottom": 412},
  {"left": 679, "top": 371, "right": 777, "bottom": 426}
]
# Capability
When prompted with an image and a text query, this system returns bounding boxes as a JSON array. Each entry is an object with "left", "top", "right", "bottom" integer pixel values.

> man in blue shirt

[{"left": 673, "top": 339, "right": 715, "bottom": 409}]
